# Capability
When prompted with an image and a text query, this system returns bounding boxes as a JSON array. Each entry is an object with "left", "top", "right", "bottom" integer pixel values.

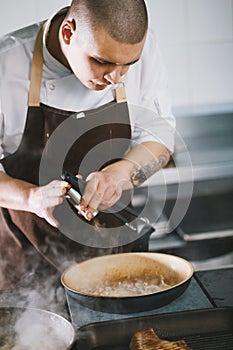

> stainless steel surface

[
  {"left": 63, "top": 171, "right": 99, "bottom": 220},
  {"left": 67, "top": 188, "right": 98, "bottom": 219},
  {"left": 67, "top": 188, "right": 81, "bottom": 204},
  {"left": 192, "top": 251, "right": 233, "bottom": 271},
  {"left": 141, "top": 109, "right": 233, "bottom": 265},
  {"left": 143, "top": 113, "right": 233, "bottom": 256},
  {"left": 135, "top": 175, "right": 233, "bottom": 241},
  {"left": 165, "top": 183, "right": 233, "bottom": 241},
  {"left": 177, "top": 228, "right": 233, "bottom": 241},
  {"left": 147, "top": 112, "right": 233, "bottom": 186}
]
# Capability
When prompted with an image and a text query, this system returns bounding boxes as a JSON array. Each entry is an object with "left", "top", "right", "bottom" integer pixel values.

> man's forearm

[
  {"left": 0, "top": 171, "right": 35, "bottom": 210},
  {"left": 66, "top": 142, "right": 171, "bottom": 218},
  {"left": 124, "top": 141, "right": 171, "bottom": 186}
]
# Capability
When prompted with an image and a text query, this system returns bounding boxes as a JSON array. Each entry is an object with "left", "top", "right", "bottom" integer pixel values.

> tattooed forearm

[{"left": 130, "top": 151, "right": 170, "bottom": 187}]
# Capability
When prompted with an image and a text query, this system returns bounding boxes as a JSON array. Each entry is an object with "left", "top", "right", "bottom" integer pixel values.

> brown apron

[{"left": 0, "top": 24, "right": 134, "bottom": 290}]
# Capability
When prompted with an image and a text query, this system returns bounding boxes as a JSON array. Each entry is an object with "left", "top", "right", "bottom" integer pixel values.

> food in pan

[
  {"left": 129, "top": 328, "right": 192, "bottom": 350},
  {"left": 82, "top": 276, "right": 172, "bottom": 297}
]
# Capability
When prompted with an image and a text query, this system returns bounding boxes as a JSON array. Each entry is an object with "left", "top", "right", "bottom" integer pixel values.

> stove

[
  {"left": 66, "top": 277, "right": 212, "bottom": 328},
  {"left": 67, "top": 268, "right": 233, "bottom": 349}
]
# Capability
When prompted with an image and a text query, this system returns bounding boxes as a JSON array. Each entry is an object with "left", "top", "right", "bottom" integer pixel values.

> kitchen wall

[
  {"left": 1, "top": 0, "right": 233, "bottom": 116},
  {"left": 146, "top": 0, "right": 233, "bottom": 116}
]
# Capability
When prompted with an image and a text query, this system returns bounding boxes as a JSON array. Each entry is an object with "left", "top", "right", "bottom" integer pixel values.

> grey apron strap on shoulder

[{"left": 28, "top": 23, "right": 46, "bottom": 107}]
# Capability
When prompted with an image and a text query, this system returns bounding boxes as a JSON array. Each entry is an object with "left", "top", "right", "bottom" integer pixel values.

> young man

[{"left": 0, "top": 0, "right": 175, "bottom": 288}]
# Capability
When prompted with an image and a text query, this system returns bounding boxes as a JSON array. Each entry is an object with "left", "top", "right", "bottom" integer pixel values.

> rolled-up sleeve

[
  {"left": 129, "top": 29, "right": 176, "bottom": 154},
  {"left": 129, "top": 104, "right": 175, "bottom": 154}
]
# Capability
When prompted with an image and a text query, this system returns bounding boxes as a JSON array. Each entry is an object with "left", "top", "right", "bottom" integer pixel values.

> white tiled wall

[
  {"left": 0, "top": 0, "right": 69, "bottom": 33},
  {"left": 1, "top": 0, "right": 233, "bottom": 114},
  {"left": 146, "top": 0, "right": 233, "bottom": 114}
]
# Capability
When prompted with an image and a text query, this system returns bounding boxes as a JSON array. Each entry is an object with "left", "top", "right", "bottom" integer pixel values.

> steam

[
  {"left": 1, "top": 228, "right": 134, "bottom": 344},
  {"left": 0, "top": 243, "right": 77, "bottom": 349},
  {"left": 1, "top": 243, "right": 77, "bottom": 318},
  {"left": 11, "top": 309, "right": 73, "bottom": 350}
]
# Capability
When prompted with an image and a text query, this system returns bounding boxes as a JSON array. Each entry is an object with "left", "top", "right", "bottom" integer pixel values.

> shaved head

[{"left": 67, "top": 0, "right": 148, "bottom": 44}]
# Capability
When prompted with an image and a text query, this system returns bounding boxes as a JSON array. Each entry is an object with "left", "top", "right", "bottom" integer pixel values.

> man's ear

[{"left": 61, "top": 19, "right": 76, "bottom": 44}]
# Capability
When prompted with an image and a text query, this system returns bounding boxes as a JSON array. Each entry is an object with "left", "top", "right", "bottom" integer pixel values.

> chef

[{"left": 0, "top": 0, "right": 175, "bottom": 289}]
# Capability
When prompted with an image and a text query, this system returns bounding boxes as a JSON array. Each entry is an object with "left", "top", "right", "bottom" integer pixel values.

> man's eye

[
  {"left": 92, "top": 58, "right": 105, "bottom": 65},
  {"left": 92, "top": 58, "right": 113, "bottom": 66},
  {"left": 96, "top": 59, "right": 103, "bottom": 64}
]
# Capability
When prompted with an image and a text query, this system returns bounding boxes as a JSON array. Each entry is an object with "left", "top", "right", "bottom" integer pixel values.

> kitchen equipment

[
  {"left": 61, "top": 252, "right": 194, "bottom": 314},
  {"left": 195, "top": 267, "right": 233, "bottom": 307},
  {"left": 75, "top": 307, "right": 233, "bottom": 350},
  {"left": 163, "top": 188, "right": 233, "bottom": 242},
  {"left": 61, "top": 171, "right": 98, "bottom": 220},
  {"left": 0, "top": 307, "right": 75, "bottom": 349},
  {"left": 61, "top": 170, "right": 155, "bottom": 252},
  {"left": 66, "top": 277, "right": 212, "bottom": 328},
  {"left": 61, "top": 170, "right": 156, "bottom": 231}
]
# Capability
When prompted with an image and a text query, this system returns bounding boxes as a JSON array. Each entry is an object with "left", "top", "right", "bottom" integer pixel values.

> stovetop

[
  {"left": 66, "top": 276, "right": 212, "bottom": 329},
  {"left": 66, "top": 266, "right": 233, "bottom": 329},
  {"left": 68, "top": 267, "right": 233, "bottom": 349},
  {"left": 195, "top": 266, "right": 233, "bottom": 307}
]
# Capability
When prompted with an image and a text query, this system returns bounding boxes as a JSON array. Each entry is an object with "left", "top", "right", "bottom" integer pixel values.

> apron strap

[
  {"left": 28, "top": 22, "right": 127, "bottom": 106},
  {"left": 28, "top": 23, "right": 46, "bottom": 107},
  {"left": 115, "top": 78, "right": 127, "bottom": 103}
]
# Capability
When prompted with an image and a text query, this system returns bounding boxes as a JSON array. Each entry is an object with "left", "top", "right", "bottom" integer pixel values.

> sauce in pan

[{"left": 81, "top": 276, "right": 173, "bottom": 297}]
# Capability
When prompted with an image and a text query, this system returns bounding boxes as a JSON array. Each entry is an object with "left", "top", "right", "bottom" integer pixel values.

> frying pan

[
  {"left": 61, "top": 253, "right": 194, "bottom": 314},
  {"left": 0, "top": 307, "right": 75, "bottom": 349}
]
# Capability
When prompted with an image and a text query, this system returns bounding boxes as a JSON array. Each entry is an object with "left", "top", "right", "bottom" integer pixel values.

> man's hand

[
  {"left": 79, "top": 160, "right": 133, "bottom": 220},
  {"left": 78, "top": 141, "right": 170, "bottom": 220},
  {"left": 0, "top": 171, "right": 68, "bottom": 227},
  {"left": 28, "top": 180, "right": 68, "bottom": 227}
]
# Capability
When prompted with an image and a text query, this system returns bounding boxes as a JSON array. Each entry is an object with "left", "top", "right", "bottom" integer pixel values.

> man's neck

[{"left": 46, "top": 14, "right": 70, "bottom": 69}]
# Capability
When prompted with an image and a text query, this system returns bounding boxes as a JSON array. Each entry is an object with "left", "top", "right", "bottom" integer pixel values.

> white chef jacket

[{"left": 0, "top": 8, "right": 175, "bottom": 173}]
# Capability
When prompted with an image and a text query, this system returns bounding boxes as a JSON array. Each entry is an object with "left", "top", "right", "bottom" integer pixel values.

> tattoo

[{"left": 130, "top": 152, "right": 170, "bottom": 187}]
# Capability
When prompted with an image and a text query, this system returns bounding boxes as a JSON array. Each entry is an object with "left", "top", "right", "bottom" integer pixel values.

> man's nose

[{"left": 104, "top": 65, "right": 126, "bottom": 84}]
